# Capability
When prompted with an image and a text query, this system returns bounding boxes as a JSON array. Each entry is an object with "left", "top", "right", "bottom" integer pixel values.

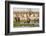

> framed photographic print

[{"left": 5, "top": 1, "right": 45, "bottom": 35}]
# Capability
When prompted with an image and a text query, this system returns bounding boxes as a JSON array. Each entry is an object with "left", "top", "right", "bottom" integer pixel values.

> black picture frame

[{"left": 5, "top": 1, "right": 45, "bottom": 35}]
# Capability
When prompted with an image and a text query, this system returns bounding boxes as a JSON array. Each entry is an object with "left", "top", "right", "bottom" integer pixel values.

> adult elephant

[{"left": 15, "top": 16, "right": 20, "bottom": 22}]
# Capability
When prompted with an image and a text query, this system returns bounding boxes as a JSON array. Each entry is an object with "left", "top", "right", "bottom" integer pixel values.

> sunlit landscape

[{"left": 13, "top": 8, "right": 39, "bottom": 27}]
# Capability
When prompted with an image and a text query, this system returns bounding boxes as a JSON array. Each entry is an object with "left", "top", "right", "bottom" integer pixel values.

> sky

[{"left": 13, "top": 8, "right": 39, "bottom": 12}]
